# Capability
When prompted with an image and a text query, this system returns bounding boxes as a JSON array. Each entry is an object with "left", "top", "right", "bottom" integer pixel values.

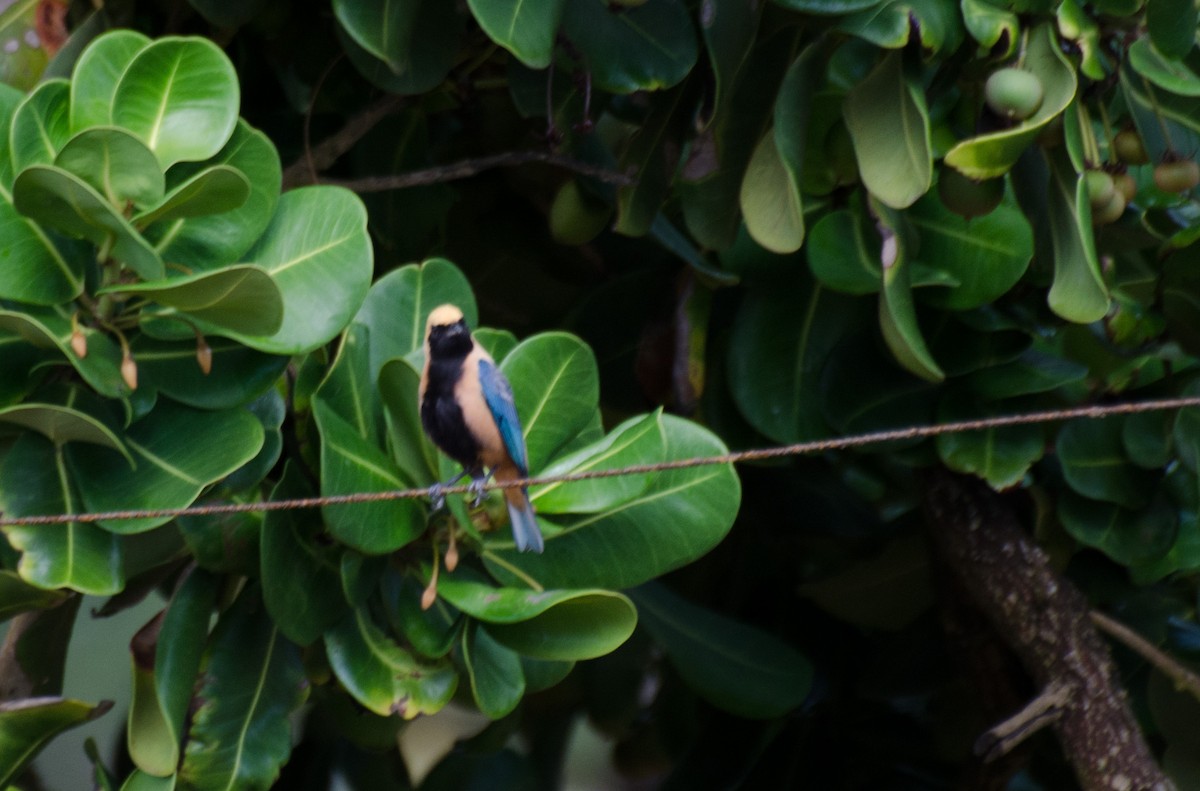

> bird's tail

[{"left": 498, "top": 467, "right": 544, "bottom": 553}]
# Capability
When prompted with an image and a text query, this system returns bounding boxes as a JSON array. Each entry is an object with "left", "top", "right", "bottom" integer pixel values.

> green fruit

[
  {"left": 937, "top": 167, "right": 1004, "bottom": 219},
  {"left": 1113, "top": 172, "right": 1137, "bottom": 203},
  {"left": 984, "top": 68, "right": 1045, "bottom": 121},
  {"left": 1084, "top": 170, "right": 1115, "bottom": 209},
  {"left": 548, "top": 181, "right": 612, "bottom": 245},
  {"left": 1153, "top": 160, "right": 1200, "bottom": 193},
  {"left": 1092, "top": 189, "right": 1126, "bottom": 225},
  {"left": 1113, "top": 129, "right": 1149, "bottom": 165}
]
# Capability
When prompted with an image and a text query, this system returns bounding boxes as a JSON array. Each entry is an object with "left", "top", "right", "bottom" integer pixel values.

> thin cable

[{"left": 2, "top": 395, "right": 1198, "bottom": 527}]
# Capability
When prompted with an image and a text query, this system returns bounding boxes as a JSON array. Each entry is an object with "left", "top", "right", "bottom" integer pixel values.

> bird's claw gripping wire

[
  {"left": 427, "top": 482, "right": 447, "bottom": 512},
  {"left": 467, "top": 476, "right": 489, "bottom": 508}
]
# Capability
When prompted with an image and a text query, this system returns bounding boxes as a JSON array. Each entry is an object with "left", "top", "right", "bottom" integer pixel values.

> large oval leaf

[
  {"left": 807, "top": 202, "right": 883, "bottom": 294},
  {"left": 106, "top": 265, "right": 284, "bottom": 337},
  {"left": 485, "top": 415, "right": 740, "bottom": 588},
  {"left": 54, "top": 127, "right": 164, "bottom": 208},
  {"left": 69, "top": 29, "right": 152, "bottom": 130},
  {"left": 133, "top": 165, "right": 251, "bottom": 227},
  {"left": 0, "top": 698, "right": 113, "bottom": 787},
  {"left": 467, "top": 0, "right": 565, "bottom": 69},
  {"left": 112, "top": 37, "right": 240, "bottom": 168},
  {"left": 461, "top": 623, "right": 525, "bottom": 720},
  {"left": 333, "top": 0, "right": 461, "bottom": 95},
  {"left": 378, "top": 356, "right": 439, "bottom": 486},
  {"left": 0, "top": 402, "right": 128, "bottom": 459},
  {"left": 561, "top": 0, "right": 698, "bottom": 94},
  {"left": 131, "top": 336, "right": 288, "bottom": 410},
  {"left": 1045, "top": 147, "right": 1109, "bottom": 323},
  {"left": 0, "top": 306, "right": 127, "bottom": 398},
  {"left": 0, "top": 191, "right": 85, "bottom": 304},
  {"left": 1057, "top": 418, "right": 1156, "bottom": 509},
  {"left": 10, "top": 79, "right": 70, "bottom": 173},
  {"left": 739, "top": 126, "right": 805, "bottom": 253}
]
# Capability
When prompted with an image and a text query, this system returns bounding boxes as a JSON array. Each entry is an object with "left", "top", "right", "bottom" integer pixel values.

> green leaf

[
  {"left": 843, "top": 50, "right": 932, "bottom": 209},
  {"left": 383, "top": 570, "right": 461, "bottom": 659},
  {"left": 532, "top": 412, "right": 664, "bottom": 514},
  {"left": 70, "top": 30, "right": 153, "bottom": 130},
  {"left": 261, "top": 464, "right": 349, "bottom": 645},
  {"left": 0, "top": 433, "right": 124, "bottom": 595},
  {"left": 1057, "top": 418, "right": 1156, "bottom": 509},
  {"left": 67, "top": 400, "right": 265, "bottom": 533},
  {"left": 354, "top": 257, "right": 478, "bottom": 380},
  {"left": 1128, "top": 37, "right": 1200, "bottom": 97},
  {"left": 0, "top": 698, "right": 113, "bottom": 787},
  {"left": 324, "top": 608, "right": 458, "bottom": 718},
  {"left": 561, "top": 0, "right": 698, "bottom": 94},
  {"left": 10, "top": 79, "right": 70, "bottom": 173},
  {"left": 877, "top": 203, "right": 944, "bottom": 381},
  {"left": 960, "top": 0, "right": 1018, "bottom": 54},
  {"left": 378, "top": 356, "right": 439, "bottom": 486},
  {"left": 486, "top": 415, "right": 739, "bottom": 587},
  {"left": 333, "top": 0, "right": 461, "bottom": 95},
  {"left": 1045, "top": 148, "right": 1109, "bottom": 323},
  {"left": 0, "top": 569, "right": 70, "bottom": 622},
  {"left": 54, "top": 127, "right": 164, "bottom": 207},
  {"left": 615, "top": 84, "right": 689, "bottom": 237},
  {"left": 314, "top": 323, "right": 382, "bottom": 446},
  {"left": 313, "top": 400, "right": 425, "bottom": 553},
  {"left": 839, "top": 0, "right": 962, "bottom": 53},
  {"left": 0, "top": 306, "right": 127, "bottom": 398},
  {"left": 13, "top": 164, "right": 165, "bottom": 280},
  {"left": 435, "top": 571, "right": 637, "bottom": 660},
  {"left": 1124, "top": 409, "right": 1175, "bottom": 469},
  {"left": 107, "top": 265, "right": 283, "bottom": 337},
  {"left": 630, "top": 582, "right": 812, "bottom": 719},
  {"left": 1058, "top": 490, "right": 1178, "bottom": 566},
  {"left": 120, "top": 771, "right": 176, "bottom": 791},
  {"left": 229, "top": 186, "right": 372, "bottom": 354},
  {"left": 462, "top": 623, "right": 525, "bottom": 719},
  {"left": 945, "top": 24, "right": 1077, "bottom": 179},
  {"left": 112, "top": 37, "right": 240, "bottom": 168},
  {"left": 128, "top": 615, "right": 177, "bottom": 777},
  {"left": 0, "top": 181, "right": 86, "bottom": 305},
  {"left": 807, "top": 204, "right": 883, "bottom": 295},
  {"left": 499, "top": 332, "right": 600, "bottom": 474},
  {"left": 134, "top": 165, "right": 251, "bottom": 227},
  {"left": 131, "top": 336, "right": 288, "bottom": 411},
  {"left": 739, "top": 126, "right": 804, "bottom": 253},
  {"left": 728, "top": 272, "right": 865, "bottom": 441},
  {"left": 909, "top": 188, "right": 1032, "bottom": 309},
  {"left": 467, "top": 0, "right": 564, "bottom": 68},
  {"left": 966, "top": 350, "right": 1088, "bottom": 399},
  {"left": 180, "top": 587, "right": 307, "bottom": 791},
  {"left": 1146, "top": 0, "right": 1197, "bottom": 60},
  {"left": 935, "top": 395, "right": 1044, "bottom": 488},
  {"left": 154, "top": 568, "right": 218, "bottom": 772},
  {"left": 144, "top": 121, "right": 281, "bottom": 270},
  {"left": 0, "top": 401, "right": 129, "bottom": 460}
]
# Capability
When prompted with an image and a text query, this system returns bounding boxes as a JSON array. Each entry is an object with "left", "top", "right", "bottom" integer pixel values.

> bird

[{"left": 419, "top": 304, "right": 544, "bottom": 553}]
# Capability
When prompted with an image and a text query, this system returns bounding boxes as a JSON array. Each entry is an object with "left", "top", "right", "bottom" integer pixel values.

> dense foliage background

[{"left": 5, "top": 0, "right": 1200, "bottom": 788}]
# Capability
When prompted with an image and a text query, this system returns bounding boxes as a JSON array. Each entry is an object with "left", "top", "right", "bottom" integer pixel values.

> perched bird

[{"left": 419, "top": 304, "right": 544, "bottom": 553}]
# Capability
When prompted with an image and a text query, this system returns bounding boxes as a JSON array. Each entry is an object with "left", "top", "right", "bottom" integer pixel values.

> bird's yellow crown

[{"left": 427, "top": 304, "right": 465, "bottom": 329}]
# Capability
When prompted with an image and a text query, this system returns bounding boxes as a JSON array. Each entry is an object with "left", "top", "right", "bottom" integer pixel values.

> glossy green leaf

[
  {"left": 1045, "top": 148, "right": 1109, "bottom": 323},
  {"left": 945, "top": 24, "right": 1077, "bottom": 179},
  {"left": 561, "top": 0, "right": 698, "bottom": 94},
  {"left": 144, "top": 121, "right": 281, "bottom": 270},
  {"left": 0, "top": 306, "right": 127, "bottom": 397},
  {"left": 54, "top": 127, "right": 164, "bottom": 207},
  {"left": 961, "top": 0, "right": 1017, "bottom": 54},
  {"left": 435, "top": 572, "right": 636, "bottom": 660},
  {"left": 700, "top": 0, "right": 761, "bottom": 133},
  {"left": 0, "top": 401, "right": 127, "bottom": 460},
  {"left": 134, "top": 165, "right": 251, "bottom": 227},
  {"left": 180, "top": 587, "right": 306, "bottom": 791},
  {"left": 262, "top": 464, "right": 349, "bottom": 646},
  {"left": 0, "top": 569, "right": 70, "bottom": 622},
  {"left": 383, "top": 570, "right": 461, "bottom": 659},
  {"left": 128, "top": 614, "right": 177, "bottom": 777},
  {"left": 1057, "top": 418, "right": 1156, "bottom": 509},
  {"left": 378, "top": 355, "right": 439, "bottom": 486},
  {"left": 877, "top": 204, "right": 944, "bottom": 381},
  {"left": 807, "top": 204, "right": 882, "bottom": 295},
  {"left": 324, "top": 609, "right": 458, "bottom": 718},
  {"left": 13, "top": 164, "right": 165, "bottom": 280},
  {"left": 70, "top": 30, "right": 153, "bottom": 130},
  {"left": 313, "top": 400, "right": 425, "bottom": 553},
  {"left": 0, "top": 433, "right": 123, "bottom": 595},
  {"left": 354, "top": 258, "right": 478, "bottom": 379},
  {"left": 0, "top": 698, "right": 113, "bottom": 787},
  {"left": 1146, "top": 0, "right": 1197, "bottom": 60},
  {"left": 0, "top": 179, "right": 86, "bottom": 305},
  {"left": 10, "top": 79, "right": 70, "bottom": 173},
  {"left": 225, "top": 186, "right": 371, "bottom": 354},
  {"left": 131, "top": 336, "right": 288, "bottom": 411},
  {"left": 966, "top": 350, "right": 1088, "bottom": 399},
  {"left": 154, "top": 568, "right": 218, "bottom": 773},
  {"left": 631, "top": 582, "right": 812, "bottom": 719},
  {"left": 467, "top": 0, "right": 564, "bottom": 68},
  {"left": 486, "top": 415, "right": 739, "bottom": 588},
  {"left": 120, "top": 771, "right": 175, "bottom": 791},
  {"left": 176, "top": 510, "right": 261, "bottom": 576},
  {"left": 462, "top": 623, "right": 525, "bottom": 719},
  {"left": 935, "top": 395, "right": 1044, "bottom": 488},
  {"left": 909, "top": 188, "right": 1032, "bottom": 309},
  {"left": 1128, "top": 37, "right": 1200, "bottom": 96},
  {"left": 333, "top": 0, "right": 461, "bottom": 95},
  {"left": 843, "top": 50, "right": 931, "bottom": 209},
  {"left": 501, "top": 332, "right": 600, "bottom": 473},
  {"left": 739, "top": 126, "right": 804, "bottom": 253},
  {"left": 532, "top": 412, "right": 664, "bottom": 514},
  {"left": 314, "top": 323, "right": 382, "bottom": 446},
  {"left": 767, "top": 40, "right": 824, "bottom": 245},
  {"left": 839, "top": 0, "right": 962, "bottom": 52},
  {"left": 729, "top": 273, "right": 864, "bottom": 441},
  {"left": 68, "top": 400, "right": 265, "bottom": 533},
  {"left": 112, "top": 37, "right": 239, "bottom": 168},
  {"left": 1123, "top": 409, "right": 1175, "bottom": 469},
  {"left": 1057, "top": 0, "right": 1105, "bottom": 80},
  {"left": 1058, "top": 490, "right": 1178, "bottom": 566}
]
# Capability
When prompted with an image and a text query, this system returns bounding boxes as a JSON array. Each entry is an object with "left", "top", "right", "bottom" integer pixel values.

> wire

[{"left": 2, "top": 395, "right": 1199, "bottom": 527}]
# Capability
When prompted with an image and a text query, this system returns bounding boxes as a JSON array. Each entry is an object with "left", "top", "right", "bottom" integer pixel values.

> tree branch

[
  {"left": 1090, "top": 609, "right": 1200, "bottom": 703},
  {"left": 923, "top": 470, "right": 1176, "bottom": 791},
  {"left": 281, "top": 92, "right": 406, "bottom": 190}
]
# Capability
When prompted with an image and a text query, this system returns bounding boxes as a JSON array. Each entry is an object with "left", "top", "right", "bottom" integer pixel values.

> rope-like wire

[{"left": 2, "top": 395, "right": 1198, "bottom": 527}]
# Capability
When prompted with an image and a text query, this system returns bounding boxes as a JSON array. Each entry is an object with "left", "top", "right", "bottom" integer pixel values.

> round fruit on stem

[
  {"left": 1153, "top": 159, "right": 1200, "bottom": 193},
  {"left": 985, "top": 68, "right": 1044, "bottom": 121},
  {"left": 1113, "top": 129, "right": 1149, "bottom": 165},
  {"left": 1084, "top": 170, "right": 1115, "bottom": 209}
]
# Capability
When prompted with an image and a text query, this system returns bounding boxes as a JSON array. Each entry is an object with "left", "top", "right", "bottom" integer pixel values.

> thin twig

[
  {"left": 1, "top": 396, "right": 1198, "bottom": 527},
  {"left": 281, "top": 90, "right": 405, "bottom": 190},
  {"left": 1090, "top": 610, "right": 1200, "bottom": 703},
  {"left": 975, "top": 682, "right": 1069, "bottom": 761}
]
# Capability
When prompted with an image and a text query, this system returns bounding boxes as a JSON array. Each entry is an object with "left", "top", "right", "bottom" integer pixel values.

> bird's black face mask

[{"left": 428, "top": 320, "right": 472, "bottom": 358}]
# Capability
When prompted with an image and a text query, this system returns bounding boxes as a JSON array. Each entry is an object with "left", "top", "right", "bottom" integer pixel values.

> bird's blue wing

[{"left": 479, "top": 359, "right": 529, "bottom": 474}]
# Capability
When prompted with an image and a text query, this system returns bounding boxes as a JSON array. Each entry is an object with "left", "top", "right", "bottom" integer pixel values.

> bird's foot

[
  {"left": 467, "top": 477, "right": 488, "bottom": 508},
  {"left": 427, "top": 482, "right": 447, "bottom": 512}
]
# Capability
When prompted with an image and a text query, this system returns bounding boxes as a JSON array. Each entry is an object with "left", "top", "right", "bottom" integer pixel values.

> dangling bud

[
  {"left": 70, "top": 328, "right": 88, "bottom": 359},
  {"left": 196, "top": 336, "right": 212, "bottom": 375},
  {"left": 121, "top": 350, "right": 138, "bottom": 391},
  {"left": 420, "top": 576, "right": 438, "bottom": 611},
  {"left": 445, "top": 530, "right": 459, "bottom": 572}
]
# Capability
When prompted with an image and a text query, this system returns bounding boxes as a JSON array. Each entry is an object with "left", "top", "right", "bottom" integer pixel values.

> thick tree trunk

[{"left": 923, "top": 470, "right": 1174, "bottom": 791}]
